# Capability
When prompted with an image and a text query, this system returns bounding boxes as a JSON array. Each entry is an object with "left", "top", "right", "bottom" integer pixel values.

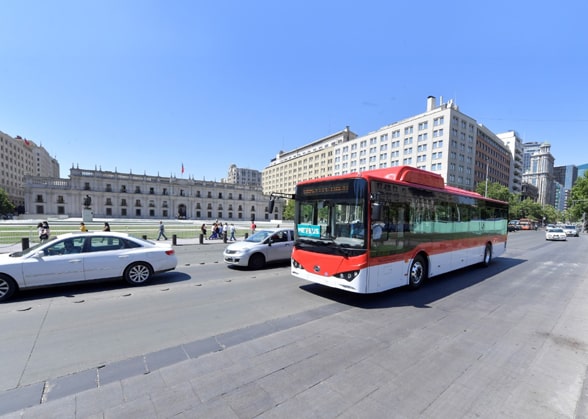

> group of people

[
  {"left": 37, "top": 221, "right": 112, "bottom": 242},
  {"left": 204, "top": 221, "right": 237, "bottom": 241},
  {"left": 37, "top": 221, "right": 50, "bottom": 243},
  {"left": 36, "top": 219, "right": 250, "bottom": 244}
]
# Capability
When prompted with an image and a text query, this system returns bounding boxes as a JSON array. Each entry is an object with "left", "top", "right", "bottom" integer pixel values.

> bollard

[
  {"left": 21, "top": 237, "right": 30, "bottom": 250},
  {"left": 199, "top": 233, "right": 204, "bottom": 244},
  {"left": 244, "top": 233, "right": 248, "bottom": 239},
  {"left": 142, "top": 235, "right": 147, "bottom": 240},
  {"left": 223, "top": 232, "right": 227, "bottom": 243},
  {"left": 172, "top": 234, "right": 177, "bottom": 245}
]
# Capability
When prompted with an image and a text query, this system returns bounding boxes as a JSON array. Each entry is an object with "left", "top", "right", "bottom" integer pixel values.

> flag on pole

[{"left": 181, "top": 163, "right": 185, "bottom": 174}]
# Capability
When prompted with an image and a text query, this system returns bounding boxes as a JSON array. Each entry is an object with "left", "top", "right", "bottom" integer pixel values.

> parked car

[
  {"left": 562, "top": 225, "right": 579, "bottom": 237},
  {"left": 507, "top": 220, "right": 520, "bottom": 232},
  {"left": 223, "top": 228, "right": 294, "bottom": 269},
  {"left": 0, "top": 232, "right": 177, "bottom": 302},
  {"left": 545, "top": 227, "right": 567, "bottom": 241}
]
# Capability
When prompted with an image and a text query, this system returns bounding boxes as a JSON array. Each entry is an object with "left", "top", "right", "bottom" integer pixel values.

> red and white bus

[{"left": 289, "top": 166, "right": 508, "bottom": 293}]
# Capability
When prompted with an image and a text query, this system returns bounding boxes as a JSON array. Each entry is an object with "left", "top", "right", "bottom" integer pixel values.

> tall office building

[
  {"left": 0, "top": 130, "right": 59, "bottom": 212},
  {"left": 553, "top": 164, "right": 578, "bottom": 211},
  {"left": 522, "top": 142, "right": 555, "bottom": 206},
  {"left": 496, "top": 130, "right": 524, "bottom": 194}
]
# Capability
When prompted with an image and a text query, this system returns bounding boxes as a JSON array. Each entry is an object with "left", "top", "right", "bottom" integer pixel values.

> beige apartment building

[
  {"left": 0, "top": 131, "right": 59, "bottom": 212},
  {"left": 262, "top": 127, "right": 358, "bottom": 196}
]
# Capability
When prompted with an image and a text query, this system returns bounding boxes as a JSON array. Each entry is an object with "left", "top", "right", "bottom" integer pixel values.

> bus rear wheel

[
  {"left": 408, "top": 255, "right": 427, "bottom": 289},
  {"left": 481, "top": 244, "right": 492, "bottom": 267}
]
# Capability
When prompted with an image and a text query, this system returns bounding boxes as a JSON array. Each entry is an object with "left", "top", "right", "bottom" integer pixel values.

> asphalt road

[{"left": 1, "top": 231, "right": 588, "bottom": 417}]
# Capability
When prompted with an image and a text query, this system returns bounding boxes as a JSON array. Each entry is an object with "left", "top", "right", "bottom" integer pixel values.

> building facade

[
  {"left": 0, "top": 131, "right": 59, "bottom": 212},
  {"left": 496, "top": 130, "right": 524, "bottom": 194},
  {"left": 262, "top": 127, "right": 357, "bottom": 195},
  {"left": 333, "top": 97, "right": 511, "bottom": 192},
  {"left": 553, "top": 164, "right": 578, "bottom": 211},
  {"left": 226, "top": 164, "right": 262, "bottom": 187},
  {"left": 24, "top": 168, "right": 279, "bottom": 222},
  {"left": 522, "top": 142, "right": 555, "bottom": 206}
]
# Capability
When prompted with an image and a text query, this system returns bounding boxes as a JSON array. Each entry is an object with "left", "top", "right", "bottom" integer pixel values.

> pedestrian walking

[
  {"left": 157, "top": 221, "right": 168, "bottom": 240},
  {"left": 80, "top": 222, "right": 88, "bottom": 232},
  {"left": 102, "top": 222, "right": 111, "bottom": 231},
  {"left": 229, "top": 223, "right": 236, "bottom": 241}
]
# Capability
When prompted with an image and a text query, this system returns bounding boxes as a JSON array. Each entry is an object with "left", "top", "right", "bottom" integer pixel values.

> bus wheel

[
  {"left": 481, "top": 244, "right": 492, "bottom": 267},
  {"left": 408, "top": 255, "right": 427, "bottom": 289}
]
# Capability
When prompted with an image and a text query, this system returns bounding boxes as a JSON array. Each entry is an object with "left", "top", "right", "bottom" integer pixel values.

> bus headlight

[
  {"left": 292, "top": 258, "right": 303, "bottom": 269},
  {"left": 335, "top": 270, "right": 360, "bottom": 282}
]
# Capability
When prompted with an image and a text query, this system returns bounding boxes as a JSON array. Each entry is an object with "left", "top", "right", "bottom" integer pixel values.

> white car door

[
  {"left": 21, "top": 238, "right": 85, "bottom": 286},
  {"left": 82, "top": 236, "right": 134, "bottom": 280}
]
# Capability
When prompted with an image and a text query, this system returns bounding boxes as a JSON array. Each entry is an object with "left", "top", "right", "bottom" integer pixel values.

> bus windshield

[{"left": 294, "top": 178, "right": 368, "bottom": 253}]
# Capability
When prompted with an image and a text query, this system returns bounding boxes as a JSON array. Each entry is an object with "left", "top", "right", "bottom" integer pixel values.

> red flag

[{"left": 181, "top": 163, "right": 184, "bottom": 174}]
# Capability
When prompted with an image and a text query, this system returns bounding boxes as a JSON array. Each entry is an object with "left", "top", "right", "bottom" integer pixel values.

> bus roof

[{"left": 298, "top": 166, "right": 507, "bottom": 204}]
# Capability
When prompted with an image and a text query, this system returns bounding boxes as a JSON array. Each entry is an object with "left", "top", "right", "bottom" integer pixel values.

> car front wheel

[
  {"left": 248, "top": 253, "right": 266, "bottom": 269},
  {"left": 124, "top": 262, "right": 152, "bottom": 285}
]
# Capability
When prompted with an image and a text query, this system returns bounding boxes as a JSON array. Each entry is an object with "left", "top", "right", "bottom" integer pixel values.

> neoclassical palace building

[{"left": 24, "top": 168, "right": 278, "bottom": 222}]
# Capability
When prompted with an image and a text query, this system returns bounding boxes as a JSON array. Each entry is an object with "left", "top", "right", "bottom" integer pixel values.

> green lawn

[{"left": 0, "top": 221, "right": 254, "bottom": 246}]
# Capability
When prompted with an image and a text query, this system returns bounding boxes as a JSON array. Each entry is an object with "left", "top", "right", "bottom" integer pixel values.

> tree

[
  {"left": 474, "top": 181, "right": 512, "bottom": 202},
  {"left": 282, "top": 199, "right": 295, "bottom": 220},
  {"left": 0, "top": 188, "right": 15, "bottom": 215},
  {"left": 569, "top": 172, "right": 588, "bottom": 222}
]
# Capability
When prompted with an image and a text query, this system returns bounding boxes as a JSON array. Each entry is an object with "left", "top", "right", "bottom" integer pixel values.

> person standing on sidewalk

[{"left": 157, "top": 221, "right": 168, "bottom": 240}]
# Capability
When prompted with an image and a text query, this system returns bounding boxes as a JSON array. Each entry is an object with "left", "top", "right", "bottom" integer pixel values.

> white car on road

[
  {"left": 562, "top": 225, "right": 579, "bottom": 237},
  {"left": 223, "top": 228, "right": 294, "bottom": 269},
  {"left": 545, "top": 227, "right": 567, "bottom": 241},
  {"left": 0, "top": 232, "right": 177, "bottom": 302}
]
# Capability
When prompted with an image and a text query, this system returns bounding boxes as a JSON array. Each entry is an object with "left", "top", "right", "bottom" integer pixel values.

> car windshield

[
  {"left": 550, "top": 228, "right": 564, "bottom": 232},
  {"left": 565, "top": 225, "right": 576, "bottom": 229},
  {"left": 8, "top": 237, "right": 58, "bottom": 257},
  {"left": 245, "top": 230, "right": 276, "bottom": 243}
]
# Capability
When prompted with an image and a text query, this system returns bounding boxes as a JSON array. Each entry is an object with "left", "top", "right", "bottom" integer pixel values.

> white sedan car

[
  {"left": 0, "top": 232, "right": 178, "bottom": 302},
  {"left": 545, "top": 227, "right": 567, "bottom": 241},
  {"left": 223, "top": 228, "right": 294, "bottom": 269}
]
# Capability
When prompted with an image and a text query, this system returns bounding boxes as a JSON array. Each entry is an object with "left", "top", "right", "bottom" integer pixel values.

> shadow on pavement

[
  {"left": 3, "top": 271, "right": 192, "bottom": 304},
  {"left": 300, "top": 256, "right": 526, "bottom": 309}
]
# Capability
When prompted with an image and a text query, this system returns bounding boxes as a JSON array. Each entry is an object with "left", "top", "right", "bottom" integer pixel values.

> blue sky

[{"left": 1, "top": 1, "right": 587, "bottom": 181}]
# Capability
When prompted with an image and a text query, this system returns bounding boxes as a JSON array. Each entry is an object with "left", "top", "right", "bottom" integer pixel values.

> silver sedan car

[{"left": 223, "top": 228, "right": 294, "bottom": 269}]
